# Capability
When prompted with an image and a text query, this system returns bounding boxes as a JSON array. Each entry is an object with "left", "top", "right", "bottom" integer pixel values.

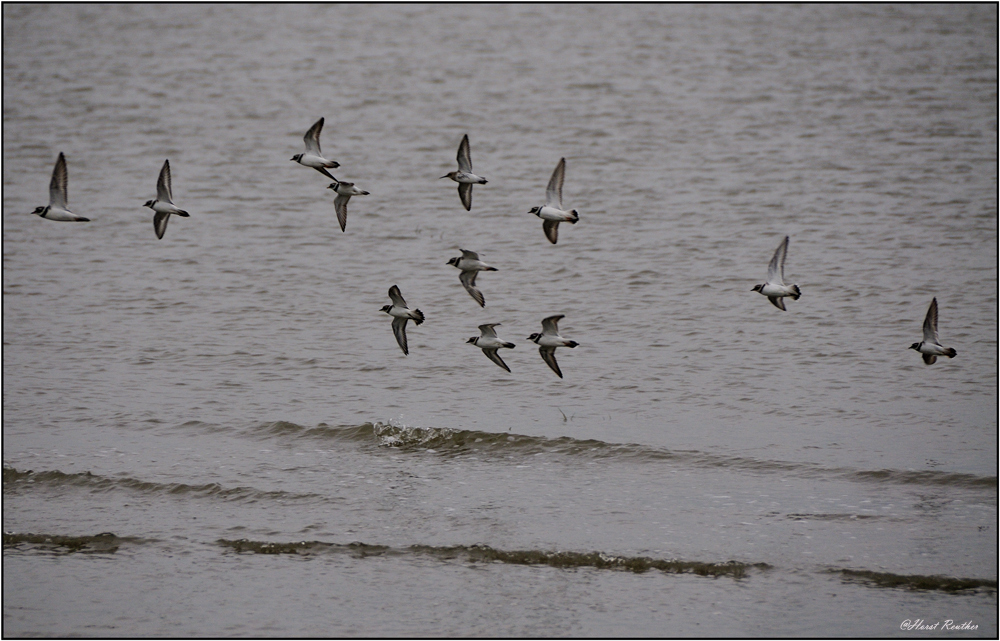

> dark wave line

[
  {"left": 831, "top": 569, "right": 998, "bottom": 593},
  {"left": 155, "top": 421, "right": 997, "bottom": 490},
  {"left": 2, "top": 467, "right": 323, "bottom": 503},
  {"left": 249, "top": 421, "right": 375, "bottom": 442},
  {"left": 6, "top": 531, "right": 995, "bottom": 594},
  {"left": 320, "top": 422, "right": 998, "bottom": 490},
  {"left": 217, "top": 539, "right": 768, "bottom": 579},
  {"left": 3, "top": 532, "right": 148, "bottom": 554}
]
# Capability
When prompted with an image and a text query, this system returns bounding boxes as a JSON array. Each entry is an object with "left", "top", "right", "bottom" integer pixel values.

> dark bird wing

[
  {"left": 545, "top": 157, "right": 565, "bottom": 209},
  {"left": 457, "top": 134, "right": 472, "bottom": 173},
  {"left": 483, "top": 348, "right": 511, "bottom": 373},
  {"left": 304, "top": 117, "right": 324, "bottom": 155},
  {"left": 922, "top": 353, "right": 937, "bottom": 365},
  {"left": 478, "top": 323, "right": 500, "bottom": 338},
  {"left": 923, "top": 297, "right": 939, "bottom": 343},
  {"left": 460, "top": 270, "right": 485, "bottom": 307},
  {"left": 768, "top": 296, "right": 786, "bottom": 311},
  {"left": 542, "top": 219, "right": 560, "bottom": 244},
  {"left": 157, "top": 159, "right": 173, "bottom": 203},
  {"left": 50, "top": 152, "right": 68, "bottom": 208},
  {"left": 458, "top": 183, "right": 473, "bottom": 211},
  {"left": 392, "top": 316, "right": 409, "bottom": 355},
  {"left": 767, "top": 236, "right": 789, "bottom": 284},
  {"left": 460, "top": 248, "right": 480, "bottom": 261},
  {"left": 541, "top": 315, "right": 564, "bottom": 335},
  {"left": 154, "top": 211, "right": 170, "bottom": 240},
  {"left": 539, "top": 346, "right": 563, "bottom": 378},
  {"left": 388, "top": 285, "right": 407, "bottom": 308},
  {"left": 334, "top": 194, "right": 350, "bottom": 232}
]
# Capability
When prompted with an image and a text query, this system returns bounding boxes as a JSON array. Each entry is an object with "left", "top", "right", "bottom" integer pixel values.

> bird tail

[
  {"left": 503, "top": 341, "right": 515, "bottom": 349},
  {"left": 569, "top": 210, "right": 580, "bottom": 223},
  {"left": 176, "top": 210, "right": 190, "bottom": 218},
  {"left": 565, "top": 341, "right": 579, "bottom": 348},
  {"left": 412, "top": 309, "right": 425, "bottom": 325},
  {"left": 789, "top": 284, "right": 801, "bottom": 300},
  {"left": 946, "top": 348, "right": 957, "bottom": 358}
]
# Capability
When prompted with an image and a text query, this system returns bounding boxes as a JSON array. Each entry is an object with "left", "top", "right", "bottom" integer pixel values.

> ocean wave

[
  {"left": 360, "top": 422, "right": 995, "bottom": 490},
  {"left": 3, "top": 532, "right": 148, "bottom": 554},
  {"left": 831, "top": 568, "right": 998, "bottom": 593},
  {"left": 120, "top": 420, "right": 1000, "bottom": 490},
  {"left": 2, "top": 467, "right": 323, "bottom": 503},
  {"left": 217, "top": 538, "right": 768, "bottom": 579},
  {"left": 6, "top": 530, "right": 996, "bottom": 594}
]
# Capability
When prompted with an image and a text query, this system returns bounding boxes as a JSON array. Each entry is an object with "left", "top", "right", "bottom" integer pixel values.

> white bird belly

[
  {"left": 152, "top": 202, "right": 183, "bottom": 215},
  {"left": 388, "top": 307, "right": 415, "bottom": 319},
  {"left": 477, "top": 337, "right": 510, "bottom": 349},
  {"left": 44, "top": 207, "right": 82, "bottom": 221},
  {"left": 758, "top": 283, "right": 794, "bottom": 297},
  {"left": 919, "top": 342, "right": 950, "bottom": 356},
  {"left": 537, "top": 206, "right": 573, "bottom": 221},
  {"left": 453, "top": 172, "right": 485, "bottom": 184},
  {"left": 299, "top": 153, "right": 332, "bottom": 168},
  {"left": 458, "top": 259, "right": 490, "bottom": 271}
]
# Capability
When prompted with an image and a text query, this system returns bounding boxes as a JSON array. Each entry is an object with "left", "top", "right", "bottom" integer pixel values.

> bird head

[
  {"left": 527, "top": 333, "right": 541, "bottom": 343},
  {"left": 143, "top": 200, "right": 155, "bottom": 209},
  {"left": 31, "top": 206, "right": 45, "bottom": 216},
  {"left": 290, "top": 154, "right": 302, "bottom": 162},
  {"left": 379, "top": 305, "right": 393, "bottom": 314},
  {"left": 909, "top": 342, "right": 921, "bottom": 351},
  {"left": 528, "top": 206, "right": 541, "bottom": 217},
  {"left": 446, "top": 257, "right": 460, "bottom": 267},
  {"left": 751, "top": 284, "right": 763, "bottom": 292}
]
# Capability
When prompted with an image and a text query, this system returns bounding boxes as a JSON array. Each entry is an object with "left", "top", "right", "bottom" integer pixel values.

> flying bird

[
  {"left": 447, "top": 249, "right": 498, "bottom": 307},
  {"left": 910, "top": 298, "right": 957, "bottom": 365},
  {"left": 751, "top": 236, "right": 801, "bottom": 311},
  {"left": 528, "top": 157, "right": 579, "bottom": 244},
  {"left": 440, "top": 134, "right": 487, "bottom": 211},
  {"left": 327, "top": 178, "right": 369, "bottom": 232},
  {"left": 527, "top": 315, "right": 579, "bottom": 378},
  {"left": 467, "top": 323, "right": 515, "bottom": 372},
  {"left": 380, "top": 285, "right": 425, "bottom": 355},
  {"left": 291, "top": 117, "right": 340, "bottom": 180},
  {"left": 32, "top": 152, "right": 89, "bottom": 222},
  {"left": 143, "top": 159, "right": 190, "bottom": 239}
]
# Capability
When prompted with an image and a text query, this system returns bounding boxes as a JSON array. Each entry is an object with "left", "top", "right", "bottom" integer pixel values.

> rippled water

[{"left": 3, "top": 4, "right": 997, "bottom": 637}]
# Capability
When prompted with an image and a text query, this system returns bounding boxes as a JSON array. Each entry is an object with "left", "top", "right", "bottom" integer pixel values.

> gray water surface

[{"left": 3, "top": 4, "right": 997, "bottom": 637}]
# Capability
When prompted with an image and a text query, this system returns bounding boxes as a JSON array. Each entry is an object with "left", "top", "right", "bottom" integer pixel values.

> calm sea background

[{"left": 3, "top": 3, "right": 997, "bottom": 637}]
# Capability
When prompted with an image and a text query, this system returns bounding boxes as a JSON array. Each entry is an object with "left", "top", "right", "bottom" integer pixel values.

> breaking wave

[
  {"left": 5, "top": 530, "right": 995, "bottom": 594},
  {"left": 224, "top": 420, "right": 998, "bottom": 490},
  {"left": 2, "top": 467, "right": 323, "bottom": 503}
]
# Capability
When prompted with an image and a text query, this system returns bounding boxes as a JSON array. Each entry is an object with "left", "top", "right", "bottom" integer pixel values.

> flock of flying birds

[{"left": 30, "top": 118, "right": 956, "bottom": 373}]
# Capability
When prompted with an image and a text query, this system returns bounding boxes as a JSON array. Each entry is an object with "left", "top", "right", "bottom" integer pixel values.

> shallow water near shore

[{"left": 3, "top": 3, "right": 997, "bottom": 637}]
